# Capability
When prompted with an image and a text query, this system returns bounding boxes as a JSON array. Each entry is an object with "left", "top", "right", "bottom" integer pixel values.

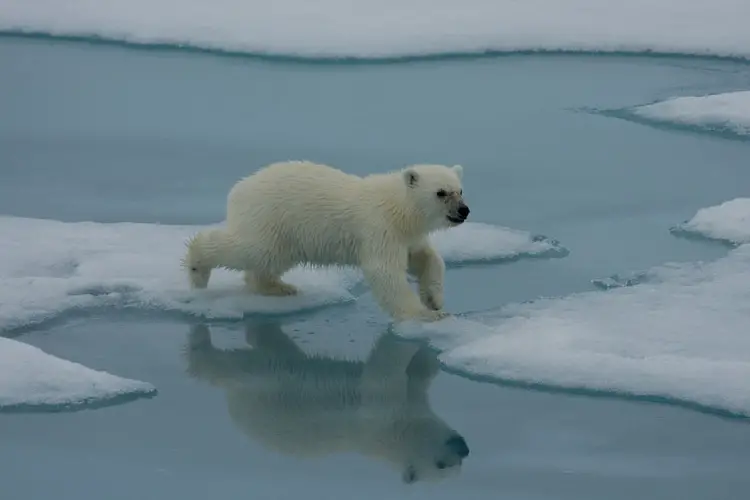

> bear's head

[
  {"left": 402, "top": 164, "right": 470, "bottom": 232},
  {"left": 395, "top": 416, "right": 471, "bottom": 484}
]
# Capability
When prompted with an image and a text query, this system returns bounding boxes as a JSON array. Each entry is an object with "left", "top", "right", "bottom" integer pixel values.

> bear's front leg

[
  {"left": 244, "top": 271, "right": 299, "bottom": 296},
  {"left": 408, "top": 244, "right": 445, "bottom": 311},
  {"left": 362, "top": 257, "right": 447, "bottom": 322},
  {"left": 184, "top": 324, "right": 237, "bottom": 386},
  {"left": 360, "top": 335, "right": 420, "bottom": 406}
]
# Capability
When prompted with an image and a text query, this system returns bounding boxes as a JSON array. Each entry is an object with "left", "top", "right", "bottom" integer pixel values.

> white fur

[
  {"left": 183, "top": 160, "right": 468, "bottom": 322},
  {"left": 185, "top": 323, "right": 470, "bottom": 483}
]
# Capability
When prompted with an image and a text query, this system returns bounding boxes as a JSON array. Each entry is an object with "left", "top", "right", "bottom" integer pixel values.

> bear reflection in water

[{"left": 184, "top": 321, "right": 470, "bottom": 484}]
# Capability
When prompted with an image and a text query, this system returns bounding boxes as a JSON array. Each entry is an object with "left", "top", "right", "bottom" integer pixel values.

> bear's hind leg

[{"left": 244, "top": 270, "right": 299, "bottom": 296}]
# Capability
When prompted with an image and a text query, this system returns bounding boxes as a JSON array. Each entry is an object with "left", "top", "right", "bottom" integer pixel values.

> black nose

[
  {"left": 457, "top": 204, "right": 470, "bottom": 219},
  {"left": 446, "top": 435, "right": 470, "bottom": 458}
]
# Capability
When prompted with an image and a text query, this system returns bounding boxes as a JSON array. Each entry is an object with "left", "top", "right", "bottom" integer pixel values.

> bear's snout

[
  {"left": 457, "top": 203, "right": 470, "bottom": 220},
  {"left": 445, "top": 434, "right": 470, "bottom": 458}
]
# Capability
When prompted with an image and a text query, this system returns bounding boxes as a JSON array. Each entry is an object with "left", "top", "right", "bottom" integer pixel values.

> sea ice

[
  {"left": 432, "top": 222, "right": 567, "bottom": 265},
  {"left": 0, "top": 217, "right": 561, "bottom": 332},
  {"left": 0, "top": 336, "right": 155, "bottom": 411},
  {"left": 630, "top": 91, "right": 750, "bottom": 137},
  {"left": 1, "top": 1, "right": 750, "bottom": 60},
  {"left": 398, "top": 241, "right": 750, "bottom": 417},
  {"left": 671, "top": 198, "right": 750, "bottom": 245}
]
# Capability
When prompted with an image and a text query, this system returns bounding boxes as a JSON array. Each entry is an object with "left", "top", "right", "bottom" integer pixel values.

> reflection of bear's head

[
  {"left": 184, "top": 321, "right": 470, "bottom": 484},
  {"left": 402, "top": 164, "right": 470, "bottom": 232},
  {"left": 395, "top": 414, "right": 471, "bottom": 484}
]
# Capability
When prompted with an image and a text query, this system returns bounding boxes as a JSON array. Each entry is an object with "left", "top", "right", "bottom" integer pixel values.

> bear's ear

[
  {"left": 451, "top": 164, "right": 463, "bottom": 179},
  {"left": 402, "top": 465, "right": 418, "bottom": 484},
  {"left": 403, "top": 168, "right": 419, "bottom": 188}
]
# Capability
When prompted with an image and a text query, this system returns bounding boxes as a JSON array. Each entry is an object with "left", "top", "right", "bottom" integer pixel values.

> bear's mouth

[{"left": 447, "top": 215, "right": 465, "bottom": 225}]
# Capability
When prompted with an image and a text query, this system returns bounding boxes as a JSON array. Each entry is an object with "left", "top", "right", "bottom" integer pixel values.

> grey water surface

[{"left": 1, "top": 36, "right": 750, "bottom": 499}]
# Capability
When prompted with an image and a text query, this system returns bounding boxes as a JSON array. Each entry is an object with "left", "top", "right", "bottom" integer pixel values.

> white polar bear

[
  {"left": 182, "top": 160, "right": 470, "bottom": 322},
  {"left": 184, "top": 322, "right": 471, "bottom": 483}
]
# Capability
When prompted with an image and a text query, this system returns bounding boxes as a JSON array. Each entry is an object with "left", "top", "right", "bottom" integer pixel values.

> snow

[
  {"left": 671, "top": 198, "right": 750, "bottom": 245},
  {"left": 0, "top": 217, "right": 360, "bottom": 331},
  {"left": 2, "top": 1, "right": 750, "bottom": 60},
  {"left": 397, "top": 241, "right": 750, "bottom": 417},
  {"left": 0, "top": 336, "right": 155, "bottom": 410},
  {"left": 0, "top": 216, "right": 561, "bottom": 333},
  {"left": 433, "top": 223, "right": 567, "bottom": 265},
  {"left": 631, "top": 91, "right": 750, "bottom": 137}
]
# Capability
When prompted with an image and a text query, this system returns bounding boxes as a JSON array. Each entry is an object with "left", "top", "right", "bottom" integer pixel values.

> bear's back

[{"left": 226, "top": 161, "right": 390, "bottom": 267}]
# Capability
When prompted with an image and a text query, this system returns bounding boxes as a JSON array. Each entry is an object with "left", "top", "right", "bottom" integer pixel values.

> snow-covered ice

[
  {"left": 630, "top": 91, "right": 750, "bottom": 137},
  {"left": 0, "top": 217, "right": 360, "bottom": 331},
  {"left": 397, "top": 201, "right": 750, "bottom": 416},
  {"left": 2, "top": 1, "right": 750, "bottom": 60},
  {"left": 0, "top": 216, "right": 563, "bottom": 332},
  {"left": 433, "top": 223, "right": 567, "bottom": 265},
  {"left": 671, "top": 198, "right": 750, "bottom": 245},
  {"left": 594, "top": 200, "right": 750, "bottom": 288},
  {"left": 0, "top": 336, "right": 155, "bottom": 411}
]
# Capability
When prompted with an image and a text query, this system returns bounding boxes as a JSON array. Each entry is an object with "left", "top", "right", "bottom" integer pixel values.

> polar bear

[
  {"left": 182, "top": 161, "right": 470, "bottom": 322},
  {"left": 184, "top": 321, "right": 471, "bottom": 483}
]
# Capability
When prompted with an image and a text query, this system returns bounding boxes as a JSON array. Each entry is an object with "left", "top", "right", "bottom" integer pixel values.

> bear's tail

[{"left": 182, "top": 228, "right": 228, "bottom": 289}]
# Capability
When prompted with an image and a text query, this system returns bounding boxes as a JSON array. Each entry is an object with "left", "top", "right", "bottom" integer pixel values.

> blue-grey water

[{"left": 2, "top": 36, "right": 750, "bottom": 499}]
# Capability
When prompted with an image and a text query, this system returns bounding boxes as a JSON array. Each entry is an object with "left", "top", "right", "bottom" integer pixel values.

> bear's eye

[{"left": 436, "top": 190, "right": 447, "bottom": 198}]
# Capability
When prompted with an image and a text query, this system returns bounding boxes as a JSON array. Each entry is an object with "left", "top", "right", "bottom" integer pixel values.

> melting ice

[
  {"left": 0, "top": 216, "right": 564, "bottom": 333},
  {"left": 398, "top": 199, "right": 750, "bottom": 417},
  {"left": 0, "top": 336, "right": 155, "bottom": 411}
]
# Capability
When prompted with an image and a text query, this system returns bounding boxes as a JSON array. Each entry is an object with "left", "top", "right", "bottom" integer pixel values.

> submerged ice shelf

[
  {"left": 0, "top": 336, "right": 155, "bottom": 412},
  {"left": 2, "top": 0, "right": 750, "bottom": 60},
  {"left": 0, "top": 216, "right": 566, "bottom": 333},
  {"left": 398, "top": 199, "right": 750, "bottom": 417}
]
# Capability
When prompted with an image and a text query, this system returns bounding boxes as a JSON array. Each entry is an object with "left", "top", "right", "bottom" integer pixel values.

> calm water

[{"left": 2, "top": 36, "right": 750, "bottom": 499}]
